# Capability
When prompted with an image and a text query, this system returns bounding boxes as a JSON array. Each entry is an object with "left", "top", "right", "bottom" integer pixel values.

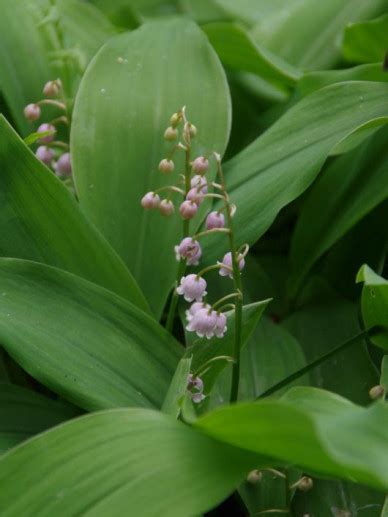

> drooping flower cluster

[
  {"left": 140, "top": 107, "right": 249, "bottom": 344},
  {"left": 23, "top": 79, "right": 73, "bottom": 182},
  {"left": 187, "top": 374, "right": 205, "bottom": 403}
]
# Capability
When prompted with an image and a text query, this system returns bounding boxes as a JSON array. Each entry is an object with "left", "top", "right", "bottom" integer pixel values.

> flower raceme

[
  {"left": 23, "top": 78, "right": 73, "bottom": 183},
  {"left": 140, "top": 107, "right": 250, "bottom": 403}
]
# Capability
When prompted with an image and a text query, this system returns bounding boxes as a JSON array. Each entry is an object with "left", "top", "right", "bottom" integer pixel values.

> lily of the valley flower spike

[
  {"left": 24, "top": 78, "right": 74, "bottom": 187},
  {"left": 140, "top": 107, "right": 250, "bottom": 403}
]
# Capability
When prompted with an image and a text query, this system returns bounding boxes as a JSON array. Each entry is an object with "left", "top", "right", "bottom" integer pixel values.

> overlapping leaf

[
  {"left": 0, "top": 259, "right": 181, "bottom": 411},
  {"left": 343, "top": 14, "right": 388, "bottom": 64},
  {"left": 0, "top": 383, "right": 78, "bottom": 453},
  {"left": 203, "top": 22, "right": 300, "bottom": 86},
  {"left": 357, "top": 265, "right": 388, "bottom": 351},
  {"left": 0, "top": 115, "right": 147, "bottom": 309},
  {"left": 72, "top": 18, "right": 231, "bottom": 317},
  {"left": 0, "top": 408, "right": 254, "bottom": 517},
  {"left": 289, "top": 127, "right": 388, "bottom": 293},
  {"left": 203, "top": 82, "right": 388, "bottom": 264},
  {"left": 196, "top": 387, "right": 388, "bottom": 491}
]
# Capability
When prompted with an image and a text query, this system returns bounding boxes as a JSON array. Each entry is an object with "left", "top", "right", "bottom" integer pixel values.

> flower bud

[
  {"left": 159, "top": 199, "right": 174, "bottom": 216},
  {"left": 191, "top": 156, "right": 209, "bottom": 175},
  {"left": 43, "top": 79, "right": 61, "bottom": 97},
  {"left": 218, "top": 252, "right": 245, "bottom": 278},
  {"left": 37, "top": 123, "right": 56, "bottom": 144},
  {"left": 170, "top": 112, "right": 180, "bottom": 127},
  {"left": 190, "top": 175, "right": 207, "bottom": 193},
  {"left": 186, "top": 187, "right": 204, "bottom": 205},
  {"left": 159, "top": 159, "right": 175, "bottom": 174},
  {"left": 369, "top": 384, "right": 385, "bottom": 400},
  {"left": 164, "top": 126, "right": 177, "bottom": 141},
  {"left": 295, "top": 476, "right": 313, "bottom": 492},
  {"left": 55, "top": 152, "right": 72, "bottom": 176},
  {"left": 141, "top": 192, "right": 160, "bottom": 209},
  {"left": 24, "top": 103, "right": 41, "bottom": 121},
  {"left": 179, "top": 200, "right": 198, "bottom": 220},
  {"left": 188, "top": 123, "right": 197, "bottom": 138},
  {"left": 35, "top": 146, "right": 54, "bottom": 166},
  {"left": 206, "top": 211, "right": 225, "bottom": 230},
  {"left": 246, "top": 470, "right": 262, "bottom": 484}
]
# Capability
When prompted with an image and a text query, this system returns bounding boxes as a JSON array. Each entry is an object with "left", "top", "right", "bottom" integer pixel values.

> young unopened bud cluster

[
  {"left": 187, "top": 374, "right": 205, "bottom": 403},
  {"left": 24, "top": 78, "right": 72, "bottom": 181}
]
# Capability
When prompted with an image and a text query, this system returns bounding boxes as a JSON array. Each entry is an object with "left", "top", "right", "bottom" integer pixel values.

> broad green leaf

[
  {"left": 383, "top": 496, "right": 388, "bottom": 516},
  {"left": 289, "top": 127, "right": 388, "bottom": 294},
  {"left": 0, "top": 0, "right": 54, "bottom": 135},
  {"left": 72, "top": 18, "right": 231, "bottom": 317},
  {"left": 0, "top": 115, "right": 148, "bottom": 310},
  {"left": 91, "top": 0, "right": 141, "bottom": 29},
  {"left": 162, "top": 356, "right": 192, "bottom": 417},
  {"left": 0, "top": 382, "right": 78, "bottom": 453},
  {"left": 297, "top": 63, "right": 388, "bottom": 98},
  {"left": 56, "top": 0, "right": 116, "bottom": 67},
  {"left": 284, "top": 279, "right": 378, "bottom": 404},
  {"left": 196, "top": 387, "right": 388, "bottom": 491},
  {"left": 250, "top": 0, "right": 386, "bottom": 70},
  {"left": 203, "top": 82, "right": 388, "bottom": 265},
  {"left": 0, "top": 259, "right": 182, "bottom": 411},
  {"left": 179, "top": 0, "right": 230, "bottom": 24},
  {"left": 343, "top": 14, "right": 388, "bottom": 64},
  {"left": 203, "top": 23, "right": 300, "bottom": 86},
  {"left": 357, "top": 265, "right": 388, "bottom": 351},
  {"left": 188, "top": 300, "right": 270, "bottom": 395},
  {"left": 0, "top": 408, "right": 254, "bottom": 516}
]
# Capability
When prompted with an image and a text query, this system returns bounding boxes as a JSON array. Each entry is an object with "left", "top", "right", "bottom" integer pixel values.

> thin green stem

[
  {"left": 211, "top": 291, "right": 241, "bottom": 311},
  {"left": 165, "top": 130, "right": 191, "bottom": 333},
  {"left": 192, "top": 227, "right": 230, "bottom": 240},
  {"left": 257, "top": 325, "right": 384, "bottom": 399},
  {"left": 215, "top": 156, "right": 243, "bottom": 403}
]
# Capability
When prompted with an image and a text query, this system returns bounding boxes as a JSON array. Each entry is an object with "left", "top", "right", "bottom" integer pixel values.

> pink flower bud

[
  {"left": 43, "top": 79, "right": 61, "bottom": 97},
  {"left": 159, "top": 159, "right": 174, "bottom": 174},
  {"left": 141, "top": 192, "right": 160, "bottom": 209},
  {"left": 37, "top": 123, "right": 56, "bottom": 144},
  {"left": 206, "top": 211, "right": 225, "bottom": 230},
  {"left": 170, "top": 112, "right": 180, "bottom": 127},
  {"left": 176, "top": 274, "right": 207, "bottom": 302},
  {"left": 218, "top": 252, "right": 245, "bottom": 279},
  {"left": 186, "top": 308, "right": 217, "bottom": 339},
  {"left": 188, "top": 123, "right": 197, "bottom": 138},
  {"left": 186, "top": 188, "right": 204, "bottom": 205},
  {"left": 175, "top": 237, "right": 202, "bottom": 265},
  {"left": 179, "top": 200, "right": 198, "bottom": 220},
  {"left": 24, "top": 103, "right": 41, "bottom": 121},
  {"left": 164, "top": 126, "right": 177, "bottom": 141},
  {"left": 159, "top": 199, "right": 175, "bottom": 216},
  {"left": 214, "top": 312, "right": 227, "bottom": 338},
  {"left": 35, "top": 146, "right": 54, "bottom": 165},
  {"left": 190, "top": 175, "right": 207, "bottom": 193},
  {"left": 187, "top": 374, "right": 205, "bottom": 403},
  {"left": 191, "top": 156, "right": 209, "bottom": 175},
  {"left": 55, "top": 152, "right": 72, "bottom": 176},
  {"left": 185, "top": 301, "right": 211, "bottom": 322}
]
